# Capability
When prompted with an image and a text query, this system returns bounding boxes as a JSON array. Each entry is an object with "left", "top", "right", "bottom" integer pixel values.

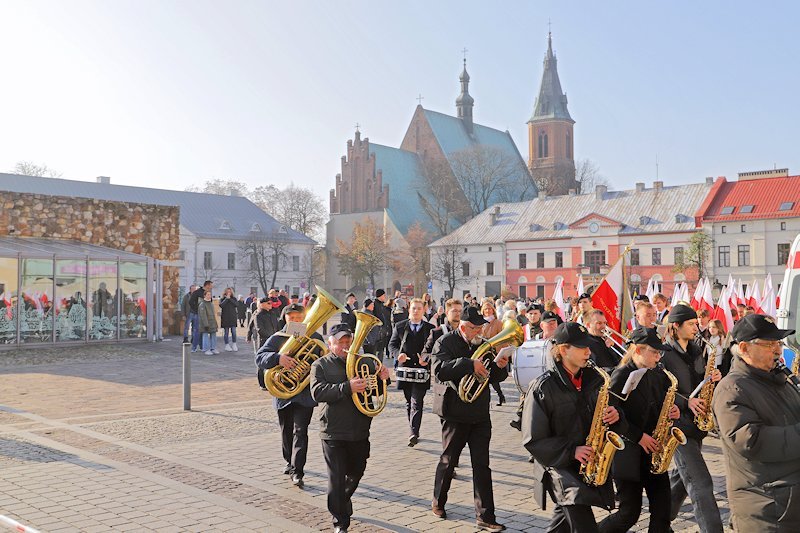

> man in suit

[{"left": 389, "top": 298, "right": 436, "bottom": 446}]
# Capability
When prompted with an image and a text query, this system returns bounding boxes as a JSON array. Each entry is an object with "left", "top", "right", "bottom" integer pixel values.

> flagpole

[{"left": 593, "top": 243, "right": 634, "bottom": 291}]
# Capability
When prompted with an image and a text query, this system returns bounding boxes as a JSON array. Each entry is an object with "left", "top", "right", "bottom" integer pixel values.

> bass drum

[{"left": 512, "top": 339, "right": 552, "bottom": 393}]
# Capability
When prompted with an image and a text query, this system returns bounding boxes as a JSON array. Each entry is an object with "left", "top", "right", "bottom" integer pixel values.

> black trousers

[
  {"left": 321, "top": 438, "right": 370, "bottom": 529},
  {"left": 276, "top": 403, "right": 314, "bottom": 476},
  {"left": 433, "top": 418, "right": 495, "bottom": 522},
  {"left": 401, "top": 383, "right": 427, "bottom": 437},
  {"left": 548, "top": 504, "right": 599, "bottom": 533},
  {"left": 598, "top": 472, "right": 671, "bottom": 533}
]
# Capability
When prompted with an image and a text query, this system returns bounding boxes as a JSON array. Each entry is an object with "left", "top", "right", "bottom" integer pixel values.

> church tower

[
  {"left": 456, "top": 59, "right": 474, "bottom": 135},
  {"left": 528, "top": 32, "right": 576, "bottom": 195}
]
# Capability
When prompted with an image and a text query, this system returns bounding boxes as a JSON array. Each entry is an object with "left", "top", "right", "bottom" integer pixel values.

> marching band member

[
  {"left": 431, "top": 306, "right": 510, "bottom": 531},
  {"left": 634, "top": 301, "right": 658, "bottom": 329},
  {"left": 310, "top": 323, "right": 390, "bottom": 533},
  {"left": 254, "top": 303, "right": 319, "bottom": 487},
  {"left": 574, "top": 293, "right": 594, "bottom": 324},
  {"left": 660, "top": 304, "right": 723, "bottom": 533},
  {"left": 585, "top": 309, "right": 623, "bottom": 371},
  {"left": 481, "top": 299, "right": 506, "bottom": 406},
  {"left": 522, "top": 322, "right": 622, "bottom": 532},
  {"left": 712, "top": 314, "right": 800, "bottom": 531},
  {"left": 524, "top": 304, "right": 544, "bottom": 340},
  {"left": 389, "top": 298, "right": 436, "bottom": 446},
  {"left": 598, "top": 327, "right": 677, "bottom": 533},
  {"left": 423, "top": 298, "right": 463, "bottom": 356}
]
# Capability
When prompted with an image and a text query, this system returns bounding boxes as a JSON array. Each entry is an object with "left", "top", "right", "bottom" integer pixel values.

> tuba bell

[
  {"left": 264, "top": 286, "right": 345, "bottom": 399},
  {"left": 458, "top": 318, "right": 524, "bottom": 403},
  {"left": 345, "top": 310, "right": 388, "bottom": 417}
]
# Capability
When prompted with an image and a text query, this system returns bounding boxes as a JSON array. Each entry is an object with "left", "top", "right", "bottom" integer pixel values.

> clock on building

[{"left": 588, "top": 222, "right": 600, "bottom": 233}]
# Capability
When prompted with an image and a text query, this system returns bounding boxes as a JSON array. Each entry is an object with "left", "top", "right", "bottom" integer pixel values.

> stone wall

[{"left": 0, "top": 191, "right": 182, "bottom": 334}]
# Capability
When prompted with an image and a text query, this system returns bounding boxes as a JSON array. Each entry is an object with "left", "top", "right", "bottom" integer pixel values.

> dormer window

[
  {"left": 250, "top": 223, "right": 262, "bottom": 233},
  {"left": 740, "top": 205, "right": 754, "bottom": 214},
  {"left": 720, "top": 206, "right": 735, "bottom": 215},
  {"left": 279, "top": 225, "right": 288, "bottom": 234},
  {"left": 218, "top": 219, "right": 231, "bottom": 230},
  {"left": 779, "top": 201, "right": 794, "bottom": 211}
]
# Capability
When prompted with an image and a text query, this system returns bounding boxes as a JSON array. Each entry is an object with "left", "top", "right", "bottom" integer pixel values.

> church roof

[
  {"left": 529, "top": 34, "right": 573, "bottom": 123},
  {"left": 0, "top": 173, "right": 316, "bottom": 244}
]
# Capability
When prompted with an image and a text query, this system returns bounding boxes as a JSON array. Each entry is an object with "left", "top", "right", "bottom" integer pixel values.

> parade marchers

[{"left": 254, "top": 290, "right": 800, "bottom": 533}]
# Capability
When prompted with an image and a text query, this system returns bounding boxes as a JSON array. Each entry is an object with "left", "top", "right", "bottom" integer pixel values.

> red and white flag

[
  {"left": 700, "top": 277, "right": 714, "bottom": 313},
  {"left": 670, "top": 282, "right": 683, "bottom": 308},
  {"left": 592, "top": 250, "right": 633, "bottom": 333},
  {"left": 552, "top": 278, "right": 566, "bottom": 320},
  {"left": 576, "top": 275, "right": 585, "bottom": 297},
  {"left": 727, "top": 274, "right": 737, "bottom": 308},
  {"left": 761, "top": 274, "right": 776, "bottom": 318},
  {"left": 691, "top": 278, "right": 705, "bottom": 310},
  {"left": 713, "top": 286, "right": 735, "bottom": 333},
  {"left": 645, "top": 277, "right": 657, "bottom": 301},
  {"left": 737, "top": 279, "right": 746, "bottom": 306},
  {"left": 749, "top": 280, "right": 763, "bottom": 314}
]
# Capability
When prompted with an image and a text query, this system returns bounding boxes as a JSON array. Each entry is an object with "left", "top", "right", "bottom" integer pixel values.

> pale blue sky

[{"left": 1, "top": 1, "right": 797, "bottom": 203}]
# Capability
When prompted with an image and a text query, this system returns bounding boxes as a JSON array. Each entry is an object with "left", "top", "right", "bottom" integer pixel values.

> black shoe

[
  {"left": 431, "top": 503, "right": 447, "bottom": 519},
  {"left": 334, "top": 527, "right": 348, "bottom": 533},
  {"left": 183, "top": 336, "right": 189, "bottom": 343},
  {"left": 291, "top": 474, "right": 304, "bottom": 488},
  {"left": 261, "top": 386, "right": 269, "bottom": 391},
  {"left": 476, "top": 519, "right": 506, "bottom": 531},
  {"left": 528, "top": 454, "right": 535, "bottom": 463},
  {"left": 283, "top": 464, "right": 293, "bottom": 475},
  {"left": 408, "top": 435, "right": 418, "bottom": 447},
  {"left": 509, "top": 418, "right": 521, "bottom": 431},
  {"left": 496, "top": 393, "right": 506, "bottom": 406}
]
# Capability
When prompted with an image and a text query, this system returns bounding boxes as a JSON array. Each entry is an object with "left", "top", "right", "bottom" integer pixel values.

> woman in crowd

[{"left": 219, "top": 287, "right": 239, "bottom": 352}]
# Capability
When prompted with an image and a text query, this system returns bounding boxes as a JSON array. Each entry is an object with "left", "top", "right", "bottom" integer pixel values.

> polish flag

[
  {"left": 645, "top": 277, "right": 657, "bottom": 302},
  {"left": 552, "top": 278, "right": 566, "bottom": 320},
  {"left": 576, "top": 275, "right": 585, "bottom": 297},
  {"left": 749, "top": 280, "right": 763, "bottom": 314},
  {"left": 743, "top": 282, "right": 752, "bottom": 308},
  {"left": 737, "top": 279, "right": 745, "bottom": 306},
  {"left": 679, "top": 282, "right": 691, "bottom": 305},
  {"left": 761, "top": 274, "right": 776, "bottom": 318},
  {"left": 727, "top": 274, "right": 737, "bottom": 308},
  {"left": 713, "top": 286, "right": 735, "bottom": 333},
  {"left": 691, "top": 278, "right": 705, "bottom": 310},
  {"left": 670, "top": 282, "right": 683, "bottom": 308},
  {"left": 700, "top": 278, "right": 714, "bottom": 313},
  {"left": 591, "top": 250, "right": 633, "bottom": 333}
]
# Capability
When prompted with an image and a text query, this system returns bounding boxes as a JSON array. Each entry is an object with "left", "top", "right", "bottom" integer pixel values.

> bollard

[
  {"left": 182, "top": 342, "right": 191, "bottom": 411},
  {"left": 0, "top": 513, "right": 41, "bottom": 533}
]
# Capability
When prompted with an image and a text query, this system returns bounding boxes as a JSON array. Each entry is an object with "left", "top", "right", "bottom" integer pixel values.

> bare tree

[
  {"left": 416, "top": 159, "right": 470, "bottom": 237},
  {"left": 430, "top": 241, "right": 472, "bottom": 298},
  {"left": 186, "top": 178, "right": 250, "bottom": 196},
  {"left": 450, "top": 145, "right": 531, "bottom": 216},
  {"left": 574, "top": 158, "right": 608, "bottom": 194},
  {"left": 238, "top": 231, "right": 290, "bottom": 294},
  {"left": 335, "top": 218, "right": 393, "bottom": 291},
  {"left": 13, "top": 161, "right": 62, "bottom": 178},
  {"left": 255, "top": 183, "right": 327, "bottom": 242},
  {"left": 390, "top": 222, "right": 432, "bottom": 297}
]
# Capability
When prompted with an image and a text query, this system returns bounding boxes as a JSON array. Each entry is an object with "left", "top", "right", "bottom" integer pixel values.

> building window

[
  {"left": 566, "top": 133, "right": 572, "bottom": 159},
  {"left": 292, "top": 256, "right": 300, "bottom": 271},
  {"left": 740, "top": 205, "right": 754, "bottom": 214},
  {"left": 537, "top": 253, "right": 544, "bottom": 269},
  {"left": 250, "top": 286, "right": 258, "bottom": 295},
  {"left": 652, "top": 248, "right": 661, "bottom": 266},
  {"left": 488, "top": 246, "right": 492, "bottom": 252},
  {"left": 674, "top": 247, "right": 684, "bottom": 265},
  {"left": 779, "top": 201, "right": 794, "bottom": 211},
  {"left": 519, "top": 285, "right": 527, "bottom": 299},
  {"left": 718, "top": 246, "right": 730, "bottom": 267},
  {"left": 519, "top": 253, "right": 527, "bottom": 269},
  {"left": 462, "top": 262, "right": 470, "bottom": 276},
  {"left": 778, "top": 243, "right": 790, "bottom": 266},
  {"left": 738, "top": 245, "right": 750, "bottom": 266},
  {"left": 584, "top": 250, "right": 606, "bottom": 274},
  {"left": 203, "top": 252, "right": 212, "bottom": 270},
  {"left": 536, "top": 285, "right": 545, "bottom": 299},
  {"left": 464, "top": 248, "right": 468, "bottom": 253},
  {"left": 486, "top": 262, "right": 495, "bottom": 276},
  {"left": 538, "top": 131, "right": 549, "bottom": 158},
  {"left": 741, "top": 224, "right": 746, "bottom": 233},
  {"left": 227, "top": 253, "right": 235, "bottom": 270},
  {"left": 720, "top": 206, "right": 735, "bottom": 215},
  {"left": 250, "top": 254, "right": 258, "bottom": 270},
  {"left": 781, "top": 221, "right": 787, "bottom": 231},
  {"left": 630, "top": 248, "right": 640, "bottom": 266},
  {"left": 721, "top": 226, "right": 726, "bottom": 234},
  {"left": 555, "top": 251, "right": 563, "bottom": 268}
]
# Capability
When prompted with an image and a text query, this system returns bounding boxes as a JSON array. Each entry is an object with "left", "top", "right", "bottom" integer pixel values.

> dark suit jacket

[{"left": 388, "top": 319, "right": 436, "bottom": 389}]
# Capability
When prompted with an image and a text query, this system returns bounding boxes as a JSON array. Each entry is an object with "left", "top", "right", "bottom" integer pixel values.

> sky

[{"left": 1, "top": 0, "right": 798, "bottom": 205}]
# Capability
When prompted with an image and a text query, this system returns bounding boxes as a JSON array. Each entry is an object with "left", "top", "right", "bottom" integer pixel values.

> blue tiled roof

[{"left": 0, "top": 173, "right": 316, "bottom": 244}]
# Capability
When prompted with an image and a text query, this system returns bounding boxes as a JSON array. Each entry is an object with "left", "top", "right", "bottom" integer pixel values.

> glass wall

[
  {"left": 120, "top": 261, "right": 147, "bottom": 338},
  {"left": 0, "top": 258, "right": 18, "bottom": 345},
  {"left": 19, "top": 258, "right": 54, "bottom": 343},
  {"left": 88, "top": 261, "right": 118, "bottom": 340},
  {"left": 55, "top": 259, "right": 87, "bottom": 342}
]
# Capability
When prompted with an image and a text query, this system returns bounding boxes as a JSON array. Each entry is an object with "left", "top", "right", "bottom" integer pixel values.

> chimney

[
  {"left": 595, "top": 184, "right": 607, "bottom": 200},
  {"left": 653, "top": 181, "right": 663, "bottom": 190},
  {"left": 568, "top": 189, "right": 576, "bottom": 196},
  {"left": 96, "top": 176, "right": 110, "bottom": 184},
  {"left": 737, "top": 168, "right": 789, "bottom": 181},
  {"left": 228, "top": 187, "right": 240, "bottom": 197},
  {"left": 538, "top": 191, "right": 547, "bottom": 200},
  {"left": 705, "top": 177, "right": 714, "bottom": 185},
  {"left": 635, "top": 182, "right": 645, "bottom": 192}
]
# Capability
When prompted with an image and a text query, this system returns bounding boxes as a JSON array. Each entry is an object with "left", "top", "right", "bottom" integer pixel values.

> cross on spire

[
  {"left": 416, "top": 94, "right": 424, "bottom": 105},
  {"left": 461, "top": 47, "right": 468, "bottom": 66},
  {"left": 354, "top": 122, "right": 360, "bottom": 133}
]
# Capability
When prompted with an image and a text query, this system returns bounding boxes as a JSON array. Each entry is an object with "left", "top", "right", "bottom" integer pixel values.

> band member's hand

[
  {"left": 349, "top": 377, "right": 367, "bottom": 393},
  {"left": 378, "top": 365, "right": 390, "bottom": 380},
  {"left": 669, "top": 404, "right": 680, "bottom": 420},
  {"left": 604, "top": 337, "right": 615, "bottom": 348},
  {"left": 473, "top": 359, "right": 490, "bottom": 378},
  {"left": 418, "top": 356, "right": 429, "bottom": 367},
  {"left": 688, "top": 397, "right": 706, "bottom": 416},
  {"left": 710, "top": 369, "right": 722, "bottom": 383},
  {"left": 279, "top": 354, "right": 297, "bottom": 369},
  {"left": 574, "top": 445, "right": 594, "bottom": 465},
  {"left": 398, "top": 353, "right": 408, "bottom": 363},
  {"left": 494, "top": 346, "right": 514, "bottom": 368},
  {"left": 602, "top": 406, "right": 620, "bottom": 424},
  {"left": 639, "top": 433, "right": 660, "bottom": 454}
]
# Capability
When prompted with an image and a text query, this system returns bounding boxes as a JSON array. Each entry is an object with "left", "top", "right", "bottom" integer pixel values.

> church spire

[
  {"left": 529, "top": 32, "right": 573, "bottom": 123},
  {"left": 456, "top": 57, "right": 474, "bottom": 134}
]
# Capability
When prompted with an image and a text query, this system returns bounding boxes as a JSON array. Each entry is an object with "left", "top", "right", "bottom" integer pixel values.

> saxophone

[
  {"left": 580, "top": 360, "right": 625, "bottom": 486},
  {"left": 694, "top": 336, "right": 716, "bottom": 431},
  {"left": 650, "top": 363, "right": 687, "bottom": 474},
  {"left": 792, "top": 351, "right": 800, "bottom": 377}
]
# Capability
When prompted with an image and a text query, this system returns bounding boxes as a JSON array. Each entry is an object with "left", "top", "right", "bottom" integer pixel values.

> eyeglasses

[{"left": 750, "top": 340, "right": 782, "bottom": 349}]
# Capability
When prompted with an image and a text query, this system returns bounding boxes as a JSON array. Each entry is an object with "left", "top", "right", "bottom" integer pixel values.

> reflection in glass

[
  {"left": 120, "top": 262, "right": 147, "bottom": 338},
  {"left": 55, "top": 259, "right": 87, "bottom": 342},
  {"left": 0, "top": 257, "right": 19, "bottom": 344},
  {"left": 20, "top": 258, "right": 54, "bottom": 343},
  {"left": 88, "top": 261, "right": 118, "bottom": 340}
]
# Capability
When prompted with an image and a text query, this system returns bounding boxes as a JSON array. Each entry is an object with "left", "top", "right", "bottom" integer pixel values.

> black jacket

[
  {"left": 219, "top": 296, "right": 239, "bottom": 328},
  {"left": 254, "top": 328, "right": 322, "bottom": 409},
  {"left": 430, "top": 330, "right": 508, "bottom": 423},
  {"left": 522, "top": 361, "right": 623, "bottom": 510},
  {"left": 250, "top": 309, "right": 279, "bottom": 349},
  {"left": 712, "top": 356, "right": 800, "bottom": 531},
  {"left": 310, "top": 354, "right": 374, "bottom": 441},
  {"left": 373, "top": 299, "right": 392, "bottom": 338},
  {"left": 586, "top": 334, "right": 622, "bottom": 372},
  {"left": 388, "top": 319, "right": 436, "bottom": 389},
  {"left": 340, "top": 304, "right": 357, "bottom": 332},
  {"left": 610, "top": 362, "right": 672, "bottom": 482},
  {"left": 423, "top": 321, "right": 457, "bottom": 357},
  {"left": 661, "top": 336, "right": 708, "bottom": 441},
  {"left": 188, "top": 287, "right": 206, "bottom": 314}
]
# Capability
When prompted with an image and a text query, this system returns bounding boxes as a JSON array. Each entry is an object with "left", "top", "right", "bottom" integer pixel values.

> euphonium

[
  {"left": 264, "top": 287, "right": 344, "bottom": 399},
  {"left": 345, "top": 310, "right": 387, "bottom": 417},
  {"left": 458, "top": 318, "right": 524, "bottom": 403},
  {"left": 650, "top": 363, "right": 687, "bottom": 474},
  {"left": 580, "top": 360, "right": 625, "bottom": 487},
  {"left": 694, "top": 335, "right": 717, "bottom": 431}
]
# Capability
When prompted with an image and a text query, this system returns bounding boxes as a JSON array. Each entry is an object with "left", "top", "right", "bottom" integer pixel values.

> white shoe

[
  {"left": 204, "top": 350, "right": 214, "bottom": 355},
  {"left": 224, "top": 343, "right": 233, "bottom": 352},
  {"left": 232, "top": 343, "right": 239, "bottom": 352},
  {"left": 213, "top": 349, "right": 220, "bottom": 354}
]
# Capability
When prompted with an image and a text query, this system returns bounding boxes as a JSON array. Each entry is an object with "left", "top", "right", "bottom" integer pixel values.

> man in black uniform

[
  {"left": 523, "top": 304, "right": 544, "bottom": 340},
  {"left": 254, "top": 303, "right": 319, "bottom": 487},
  {"left": 585, "top": 309, "right": 623, "bottom": 371},
  {"left": 522, "top": 322, "right": 622, "bottom": 532},
  {"left": 310, "top": 323, "right": 390, "bottom": 533},
  {"left": 389, "top": 297, "right": 436, "bottom": 446},
  {"left": 340, "top": 292, "right": 357, "bottom": 332},
  {"left": 373, "top": 289, "right": 392, "bottom": 360},
  {"left": 661, "top": 304, "right": 723, "bottom": 532},
  {"left": 431, "top": 306, "right": 510, "bottom": 531}
]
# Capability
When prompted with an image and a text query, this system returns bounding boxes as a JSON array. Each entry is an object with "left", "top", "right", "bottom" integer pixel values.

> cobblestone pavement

[{"left": 0, "top": 336, "right": 731, "bottom": 532}]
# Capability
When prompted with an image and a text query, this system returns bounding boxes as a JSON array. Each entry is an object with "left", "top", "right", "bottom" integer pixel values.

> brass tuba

[
  {"left": 650, "top": 363, "right": 687, "bottom": 474},
  {"left": 458, "top": 318, "right": 524, "bottom": 403},
  {"left": 264, "top": 287, "right": 345, "bottom": 399},
  {"left": 345, "top": 310, "right": 388, "bottom": 417},
  {"left": 580, "top": 360, "right": 625, "bottom": 486}
]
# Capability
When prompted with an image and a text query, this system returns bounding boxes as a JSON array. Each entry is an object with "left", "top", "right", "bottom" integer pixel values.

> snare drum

[
  {"left": 512, "top": 339, "right": 552, "bottom": 393},
  {"left": 396, "top": 367, "right": 430, "bottom": 383}
]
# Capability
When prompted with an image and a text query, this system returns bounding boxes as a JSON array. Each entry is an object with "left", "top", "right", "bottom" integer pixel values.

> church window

[
  {"left": 566, "top": 133, "right": 572, "bottom": 159},
  {"left": 538, "top": 131, "right": 549, "bottom": 158}
]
